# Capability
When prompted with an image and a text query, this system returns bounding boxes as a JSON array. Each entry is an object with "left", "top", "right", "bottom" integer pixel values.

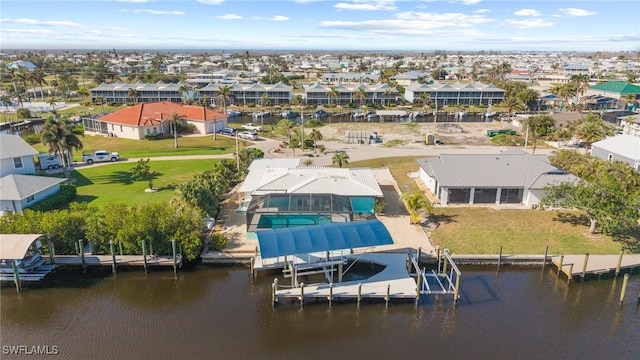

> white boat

[
  {"left": 484, "top": 112, "right": 496, "bottom": 118},
  {"left": 252, "top": 111, "right": 270, "bottom": 119},
  {"left": 226, "top": 110, "right": 242, "bottom": 118}
]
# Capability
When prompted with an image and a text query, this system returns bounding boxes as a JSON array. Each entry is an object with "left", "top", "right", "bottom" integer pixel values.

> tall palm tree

[
  {"left": 331, "top": 152, "right": 349, "bottom": 168},
  {"left": 1, "top": 95, "right": 12, "bottom": 112},
  {"left": 353, "top": 87, "right": 367, "bottom": 108},
  {"left": 576, "top": 114, "right": 613, "bottom": 153},
  {"left": 178, "top": 84, "right": 191, "bottom": 101},
  {"left": 15, "top": 71, "right": 30, "bottom": 106},
  {"left": 199, "top": 95, "right": 216, "bottom": 140},
  {"left": 501, "top": 96, "right": 525, "bottom": 122},
  {"left": 127, "top": 88, "right": 139, "bottom": 103},
  {"left": 215, "top": 85, "right": 233, "bottom": 114},
  {"left": 95, "top": 96, "right": 105, "bottom": 111},
  {"left": 28, "top": 69, "right": 47, "bottom": 102},
  {"left": 258, "top": 93, "right": 271, "bottom": 132},
  {"left": 550, "top": 83, "right": 576, "bottom": 110},
  {"left": 48, "top": 97, "right": 59, "bottom": 112},
  {"left": 277, "top": 119, "right": 297, "bottom": 144},
  {"left": 77, "top": 88, "right": 90, "bottom": 101},
  {"left": 570, "top": 74, "right": 590, "bottom": 103},
  {"left": 309, "top": 128, "right": 323, "bottom": 154},
  {"left": 327, "top": 86, "right": 338, "bottom": 106},
  {"left": 165, "top": 112, "right": 186, "bottom": 148},
  {"left": 40, "top": 117, "right": 83, "bottom": 179}
]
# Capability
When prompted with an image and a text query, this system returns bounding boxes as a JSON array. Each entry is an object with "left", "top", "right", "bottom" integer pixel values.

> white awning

[{"left": 0, "top": 234, "right": 44, "bottom": 259}]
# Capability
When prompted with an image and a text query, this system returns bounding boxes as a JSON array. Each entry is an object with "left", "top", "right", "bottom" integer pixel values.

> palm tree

[
  {"left": 353, "top": 87, "right": 367, "bottom": 108},
  {"left": 309, "top": 128, "right": 323, "bottom": 154},
  {"left": 215, "top": 85, "right": 233, "bottom": 114},
  {"left": 501, "top": 96, "right": 525, "bottom": 122},
  {"left": 327, "top": 86, "right": 338, "bottom": 106},
  {"left": 48, "top": 97, "right": 59, "bottom": 112},
  {"left": 576, "top": 114, "right": 613, "bottom": 153},
  {"left": 550, "top": 83, "right": 576, "bottom": 110},
  {"left": 400, "top": 192, "right": 433, "bottom": 224},
  {"left": 523, "top": 114, "right": 554, "bottom": 154},
  {"left": 127, "top": 88, "right": 139, "bottom": 103},
  {"left": 570, "top": 74, "right": 590, "bottom": 103},
  {"left": 165, "top": 112, "right": 186, "bottom": 148},
  {"left": 178, "top": 84, "right": 191, "bottom": 101},
  {"left": 277, "top": 119, "right": 297, "bottom": 144},
  {"left": 1, "top": 95, "right": 12, "bottom": 112},
  {"left": 95, "top": 96, "right": 105, "bottom": 111},
  {"left": 28, "top": 69, "right": 47, "bottom": 102},
  {"left": 200, "top": 95, "right": 216, "bottom": 140},
  {"left": 258, "top": 93, "right": 271, "bottom": 132},
  {"left": 621, "top": 93, "right": 637, "bottom": 109},
  {"left": 77, "top": 88, "right": 90, "bottom": 101},
  {"left": 15, "top": 71, "right": 30, "bottom": 106},
  {"left": 331, "top": 152, "right": 349, "bottom": 168},
  {"left": 40, "top": 117, "right": 83, "bottom": 179}
]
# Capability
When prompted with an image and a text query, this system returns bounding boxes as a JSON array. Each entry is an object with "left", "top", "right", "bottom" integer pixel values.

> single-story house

[
  {"left": 7, "top": 61, "right": 37, "bottom": 71},
  {"left": 240, "top": 159, "right": 383, "bottom": 232},
  {"left": 416, "top": 149, "right": 578, "bottom": 207},
  {"left": 0, "top": 134, "right": 38, "bottom": 176},
  {"left": 617, "top": 113, "right": 640, "bottom": 136},
  {"left": 0, "top": 174, "right": 65, "bottom": 215},
  {"left": 591, "top": 134, "right": 640, "bottom": 171},
  {"left": 589, "top": 81, "right": 640, "bottom": 100},
  {"left": 82, "top": 101, "right": 227, "bottom": 140}
]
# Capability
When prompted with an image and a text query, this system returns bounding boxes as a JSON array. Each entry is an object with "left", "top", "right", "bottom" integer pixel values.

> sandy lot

[{"left": 310, "top": 120, "right": 512, "bottom": 147}]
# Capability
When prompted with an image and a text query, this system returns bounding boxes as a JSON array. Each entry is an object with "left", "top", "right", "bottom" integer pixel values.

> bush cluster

[{"left": 28, "top": 184, "right": 77, "bottom": 212}]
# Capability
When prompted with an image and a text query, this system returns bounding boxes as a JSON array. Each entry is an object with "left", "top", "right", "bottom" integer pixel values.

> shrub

[
  {"left": 22, "top": 133, "right": 41, "bottom": 145},
  {"left": 305, "top": 119, "right": 325, "bottom": 128},
  {"left": 209, "top": 232, "right": 228, "bottom": 251},
  {"left": 28, "top": 184, "right": 76, "bottom": 212},
  {"left": 144, "top": 133, "right": 164, "bottom": 140}
]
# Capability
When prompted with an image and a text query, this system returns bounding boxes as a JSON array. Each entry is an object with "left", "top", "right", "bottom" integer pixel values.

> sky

[{"left": 1, "top": 0, "right": 639, "bottom": 52}]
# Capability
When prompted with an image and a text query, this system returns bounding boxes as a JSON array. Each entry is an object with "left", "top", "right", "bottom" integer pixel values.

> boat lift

[{"left": 409, "top": 248, "right": 462, "bottom": 305}]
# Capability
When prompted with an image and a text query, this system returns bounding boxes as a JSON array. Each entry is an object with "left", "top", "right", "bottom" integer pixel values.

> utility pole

[{"left": 235, "top": 130, "right": 240, "bottom": 173}]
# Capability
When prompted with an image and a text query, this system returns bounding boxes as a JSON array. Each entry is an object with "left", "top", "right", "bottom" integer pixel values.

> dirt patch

[{"left": 316, "top": 120, "right": 513, "bottom": 147}]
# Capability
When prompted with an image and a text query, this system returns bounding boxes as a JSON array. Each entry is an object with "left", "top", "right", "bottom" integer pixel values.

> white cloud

[
  {"left": 0, "top": 18, "right": 85, "bottom": 28},
  {"left": 196, "top": 0, "right": 224, "bottom": 4},
  {"left": 474, "top": 9, "right": 490, "bottom": 13},
  {"left": 121, "top": 9, "right": 185, "bottom": 15},
  {"left": 116, "top": 0, "right": 149, "bottom": 3},
  {"left": 459, "top": 0, "right": 482, "bottom": 5},
  {"left": 514, "top": 9, "right": 540, "bottom": 17},
  {"left": 334, "top": 0, "right": 397, "bottom": 11},
  {"left": 217, "top": 14, "right": 242, "bottom": 20},
  {"left": 106, "top": 27, "right": 127, "bottom": 32},
  {"left": 500, "top": 18, "right": 553, "bottom": 29},
  {"left": 1, "top": 28, "right": 55, "bottom": 35},
  {"left": 269, "top": 15, "right": 289, "bottom": 21},
  {"left": 557, "top": 8, "right": 596, "bottom": 17}
]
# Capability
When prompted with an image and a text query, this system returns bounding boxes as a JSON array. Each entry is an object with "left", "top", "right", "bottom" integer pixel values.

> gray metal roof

[
  {"left": 591, "top": 134, "right": 640, "bottom": 160},
  {"left": 0, "top": 134, "right": 38, "bottom": 160},
  {"left": 0, "top": 174, "right": 65, "bottom": 200},
  {"left": 417, "top": 151, "right": 577, "bottom": 189}
]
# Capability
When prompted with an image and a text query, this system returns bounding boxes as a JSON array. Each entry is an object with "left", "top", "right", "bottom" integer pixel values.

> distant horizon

[{"left": 2, "top": 0, "right": 638, "bottom": 52}]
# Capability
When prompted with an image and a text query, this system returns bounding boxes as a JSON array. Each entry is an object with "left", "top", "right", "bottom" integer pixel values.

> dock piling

[
  {"left": 581, "top": 253, "right": 589, "bottom": 281},
  {"left": 557, "top": 255, "right": 564, "bottom": 276},
  {"left": 141, "top": 240, "right": 148, "bottom": 273},
  {"left": 567, "top": 264, "right": 574, "bottom": 284},
  {"left": 542, "top": 245, "right": 548, "bottom": 269},
  {"left": 47, "top": 239, "right": 55, "bottom": 265},
  {"left": 385, "top": 284, "right": 390, "bottom": 308},
  {"left": 497, "top": 245, "right": 503, "bottom": 272},
  {"left": 299, "top": 283, "right": 304, "bottom": 308},
  {"left": 109, "top": 241, "right": 117, "bottom": 274},
  {"left": 272, "top": 278, "right": 278, "bottom": 306},
  {"left": 12, "top": 259, "right": 21, "bottom": 292},
  {"left": 328, "top": 282, "right": 333, "bottom": 307},
  {"left": 338, "top": 262, "right": 343, "bottom": 283},
  {"left": 619, "top": 273, "right": 629, "bottom": 307},
  {"left": 436, "top": 246, "right": 441, "bottom": 273},
  {"left": 615, "top": 251, "right": 624, "bottom": 277},
  {"left": 172, "top": 240, "right": 177, "bottom": 274},
  {"left": 79, "top": 239, "right": 86, "bottom": 273},
  {"left": 250, "top": 257, "right": 255, "bottom": 278},
  {"left": 454, "top": 273, "right": 461, "bottom": 307},
  {"left": 357, "top": 283, "right": 362, "bottom": 307},
  {"left": 119, "top": 241, "right": 123, "bottom": 256}
]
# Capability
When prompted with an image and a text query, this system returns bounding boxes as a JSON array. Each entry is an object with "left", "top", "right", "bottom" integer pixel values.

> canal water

[{"left": 1, "top": 266, "right": 638, "bottom": 359}]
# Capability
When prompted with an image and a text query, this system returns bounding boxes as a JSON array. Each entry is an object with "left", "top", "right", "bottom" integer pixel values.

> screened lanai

[{"left": 245, "top": 193, "right": 375, "bottom": 232}]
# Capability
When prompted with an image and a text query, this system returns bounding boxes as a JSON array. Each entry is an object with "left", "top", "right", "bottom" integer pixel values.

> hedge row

[{"left": 28, "top": 184, "right": 77, "bottom": 212}]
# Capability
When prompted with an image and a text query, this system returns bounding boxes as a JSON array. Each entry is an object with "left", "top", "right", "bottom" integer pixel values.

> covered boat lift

[{"left": 0, "top": 234, "right": 55, "bottom": 291}]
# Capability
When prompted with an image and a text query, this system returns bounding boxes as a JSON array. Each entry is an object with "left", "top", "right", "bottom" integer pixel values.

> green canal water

[{"left": 1, "top": 265, "right": 639, "bottom": 359}]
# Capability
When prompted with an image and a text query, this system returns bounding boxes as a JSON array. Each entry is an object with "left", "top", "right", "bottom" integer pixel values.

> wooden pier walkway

[
  {"left": 53, "top": 255, "right": 178, "bottom": 268},
  {"left": 551, "top": 254, "right": 640, "bottom": 280}
]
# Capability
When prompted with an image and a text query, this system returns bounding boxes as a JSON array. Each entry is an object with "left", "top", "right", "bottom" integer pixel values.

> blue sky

[{"left": 1, "top": 0, "right": 639, "bottom": 51}]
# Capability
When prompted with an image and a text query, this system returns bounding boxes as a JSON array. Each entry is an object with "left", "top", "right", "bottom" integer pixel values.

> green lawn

[
  {"left": 69, "top": 159, "right": 219, "bottom": 207},
  {"left": 430, "top": 208, "right": 624, "bottom": 255},
  {"left": 33, "top": 134, "right": 249, "bottom": 160}
]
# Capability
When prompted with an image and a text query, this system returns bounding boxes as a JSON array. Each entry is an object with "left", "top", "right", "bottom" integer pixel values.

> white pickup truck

[
  {"left": 241, "top": 123, "right": 263, "bottom": 132},
  {"left": 82, "top": 150, "right": 120, "bottom": 164}
]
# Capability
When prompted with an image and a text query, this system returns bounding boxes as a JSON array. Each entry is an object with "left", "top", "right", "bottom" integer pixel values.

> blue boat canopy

[{"left": 256, "top": 219, "right": 393, "bottom": 259}]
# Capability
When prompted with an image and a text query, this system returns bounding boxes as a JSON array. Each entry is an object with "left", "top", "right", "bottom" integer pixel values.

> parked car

[
  {"left": 219, "top": 127, "right": 236, "bottom": 136},
  {"left": 82, "top": 150, "right": 119, "bottom": 164},
  {"left": 242, "top": 122, "right": 263, "bottom": 131},
  {"left": 238, "top": 131, "right": 258, "bottom": 140}
]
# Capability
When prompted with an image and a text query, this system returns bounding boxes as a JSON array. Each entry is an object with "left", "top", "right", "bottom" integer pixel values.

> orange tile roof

[{"left": 98, "top": 101, "right": 227, "bottom": 126}]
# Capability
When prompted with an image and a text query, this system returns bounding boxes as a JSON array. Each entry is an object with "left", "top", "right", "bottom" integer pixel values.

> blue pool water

[{"left": 257, "top": 214, "right": 332, "bottom": 229}]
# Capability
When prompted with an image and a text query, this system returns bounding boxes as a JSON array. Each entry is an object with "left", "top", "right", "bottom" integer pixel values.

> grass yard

[
  {"left": 33, "top": 134, "right": 249, "bottom": 160},
  {"left": 349, "top": 157, "right": 424, "bottom": 194},
  {"left": 429, "top": 207, "right": 624, "bottom": 255},
  {"left": 68, "top": 159, "right": 219, "bottom": 207}
]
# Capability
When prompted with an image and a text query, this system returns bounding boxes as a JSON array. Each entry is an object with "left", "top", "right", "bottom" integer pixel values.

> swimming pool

[{"left": 257, "top": 214, "right": 333, "bottom": 229}]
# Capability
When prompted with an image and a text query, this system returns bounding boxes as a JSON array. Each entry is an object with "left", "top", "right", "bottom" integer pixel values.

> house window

[
  {"left": 607, "top": 153, "right": 613, "bottom": 161},
  {"left": 26, "top": 195, "right": 35, "bottom": 203},
  {"left": 153, "top": 127, "right": 158, "bottom": 134},
  {"left": 120, "top": 125, "right": 123, "bottom": 132},
  {"left": 13, "top": 157, "right": 23, "bottom": 169},
  {"left": 146, "top": 128, "right": 150, "bottom": 135},
  {"left": 111, "top": 124, "right": 115, "bottom": 130}
]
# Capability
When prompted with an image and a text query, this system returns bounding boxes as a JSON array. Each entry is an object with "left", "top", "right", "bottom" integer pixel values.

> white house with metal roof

[
  {"left": 240, "top": 158, "right": 383, "bottom": 232},
  {"left": 416, "top": 150, "right": 578, "bottom": 207},
  {"left": 0, "top": 134, "right": 66, "bottom": 215},
  {"left": 404, "top": 81, "right": 505, "bottom": 106},
  {"left": 590, "top": 134, "right": 640, "bottom": 171}
]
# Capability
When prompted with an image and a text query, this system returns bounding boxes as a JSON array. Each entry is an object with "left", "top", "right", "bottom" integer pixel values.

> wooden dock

[
  {"left": 53, "top": 255, "right": 178, "bottom": 268},
  {"left": 551, "top": 253, "right": 640, "bottom": 280}
]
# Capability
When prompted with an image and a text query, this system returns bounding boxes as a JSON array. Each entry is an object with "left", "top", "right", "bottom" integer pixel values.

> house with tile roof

[
  {"left": 416, "top": 149, "right": 578, "bottom": 207},
  {"left": 0, "top": 134, "right": 65, "bottom": 215},
  {"left": 81, "top": 101, "right": 227, "bottom": 140}
]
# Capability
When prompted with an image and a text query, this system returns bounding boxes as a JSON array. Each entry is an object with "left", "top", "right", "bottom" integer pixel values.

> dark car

[{"left": 219, "top": 127, "right": 236, "bottom": 136}]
